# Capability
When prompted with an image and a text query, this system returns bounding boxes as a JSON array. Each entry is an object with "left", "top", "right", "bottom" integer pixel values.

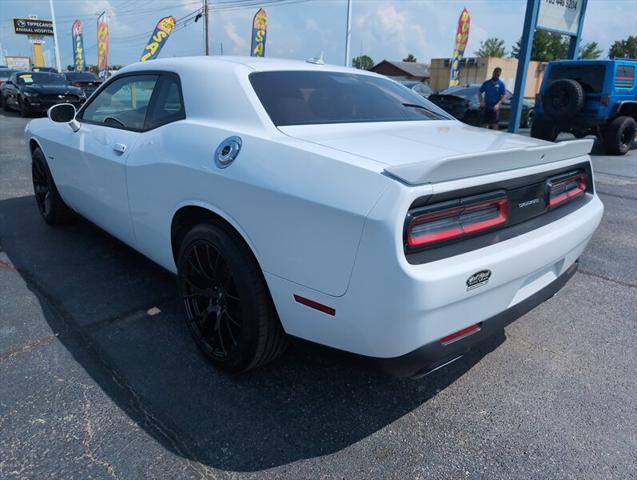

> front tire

[
  {"left": 603, "top": 116, "right": 636, "bottom": 155},
  {"left": 19, "top": 97, "right": 28, "bottom": 117},
  {"left": 31, "top": 147, "right": 75, "bottom": 225},
  {"left": 177, "top": 223, "right": 287, "bottom": 373}
]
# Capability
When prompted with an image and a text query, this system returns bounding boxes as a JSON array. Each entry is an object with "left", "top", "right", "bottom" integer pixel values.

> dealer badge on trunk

[{"left": 466, "top": 270, "right": 491, "bottom": 291}]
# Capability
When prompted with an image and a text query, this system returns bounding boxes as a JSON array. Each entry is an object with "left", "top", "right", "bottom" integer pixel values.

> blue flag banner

[
  {"left": 71, "top": 20, "right": 85, "bottom": 71},
  {"left": 250, "top": 9, "right": 267, "bottom": 57},
  {"left": 140, "top": 16, "right": 176, "bottom": 62}
]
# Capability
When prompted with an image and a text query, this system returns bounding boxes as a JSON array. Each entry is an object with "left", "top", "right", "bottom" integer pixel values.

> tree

[
  {"left": 475, "top": 38, "right": 506, "bottom": 58},
  {"left": 511, "top": 30, "right": 568, "bottom": 62},
  {"left": 609, "top": 35, "right": 637, "bottom": 59},
  {"left": 579, "top": 41, "right": 602, "bottom": 59},
  {"left": 403, "top": 53, "right": 417, "bottom": 62},
  {"left": 352, "top": 55, "right": 374, "bottom": 70}
]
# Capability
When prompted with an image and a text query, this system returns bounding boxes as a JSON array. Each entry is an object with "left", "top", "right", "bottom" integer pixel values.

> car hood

[
  {"left": 23, "top": 85, "right": 82, "bottom": 95},
  {"left": 279, "top": 120, "right": 593, "bottom": 185}
]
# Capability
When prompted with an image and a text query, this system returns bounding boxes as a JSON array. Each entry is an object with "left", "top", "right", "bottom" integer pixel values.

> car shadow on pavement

[{"left": 0, "top": 195, "right": 504, "bottom": 473}]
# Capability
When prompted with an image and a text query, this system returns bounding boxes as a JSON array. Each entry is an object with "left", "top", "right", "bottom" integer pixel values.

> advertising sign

[
  {"left": 5, "top": 56, "right": 31, "bottom": 71},
  {"left": 537, "top": 0, "right": 583, "bottom": 35},
  {"left": 140, "top": 16, "right": 176, "bottom": 62},
  {"left": 250, "top": 9, "right": 267, "bottom": 57},
  {"left": 97, "top": 13, "right": 109, "bottom": 79},
  {"left": 72, "top": 20, "right": 85, "bottom": 72},
  {"left": 449, "top": 8, "right": 471, "bottom": 87},
  {"left": 13, "top": 18, "right": 54, "bottom": 36}
]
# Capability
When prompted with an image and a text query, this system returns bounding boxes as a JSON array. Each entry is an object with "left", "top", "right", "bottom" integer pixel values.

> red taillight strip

[
  {"left": 440, "top": 323, "right": 481, "bottom": 345},
  {"left": 407, "top": 197, "right": 509, "bottom": 248},
  {"left": 293, "top": 294, "right": 335, "bottom": 316},
  {"left": 549, "top": 174, "right": 588, "bottom": 208}
]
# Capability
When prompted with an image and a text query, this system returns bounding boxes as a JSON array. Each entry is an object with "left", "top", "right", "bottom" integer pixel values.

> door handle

[{"left": 113, "top": 143, "right": 127, "bottom": 154}]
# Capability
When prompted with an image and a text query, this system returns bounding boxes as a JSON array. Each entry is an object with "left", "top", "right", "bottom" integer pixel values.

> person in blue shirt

[{"left": 478, "top": 67, "right": 506, "bottom": 129}]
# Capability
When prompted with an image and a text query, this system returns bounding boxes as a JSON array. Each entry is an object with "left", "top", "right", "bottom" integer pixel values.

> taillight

[
  {"left": 406, "top": 192, "right": 509, "bottom": 248},
  {"left": 73, "top": 82, "right": 82, "bottom": 87},
  {"left": 547, "top": 171, "right": 588, "bottom": 208}
]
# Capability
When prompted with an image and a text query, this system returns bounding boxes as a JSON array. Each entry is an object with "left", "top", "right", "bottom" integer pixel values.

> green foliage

[
  {"left": 403, "top": 53, "right": 417, "bottom": 63},
  {"left": 511, "top": 30, "right": 568, "bottom": 62},
  {"left": 352, "top": 55, "right": 374, "bottom": 70},
  {"left": 579, "top": 41, "right": 602, "bottom": 59},
  {"left": 608, "top": 35, "right": 637, "bottom": 59},
  {"left": 475, "top": 38, "right": 506, "bottom": 58}
]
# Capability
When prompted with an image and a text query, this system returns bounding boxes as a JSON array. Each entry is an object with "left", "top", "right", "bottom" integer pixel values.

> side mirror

[{"left": 48, "top": 103, "right": 80, "bottom": 132}]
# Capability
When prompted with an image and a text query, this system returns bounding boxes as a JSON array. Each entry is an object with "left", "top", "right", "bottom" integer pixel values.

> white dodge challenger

[{"left": 24, "top": 57, "right": 603, "bottom": 377}]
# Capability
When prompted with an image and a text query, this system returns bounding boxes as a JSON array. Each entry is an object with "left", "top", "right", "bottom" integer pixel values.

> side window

[
  {"left": 145, "top": 75, "right": 186, "bottom": 129},
  {"left": 615, "top": 65, "right": 635, "bottom": 89},
  {"left": 80, "top": 74, "right": 159, "bottom": 131}
]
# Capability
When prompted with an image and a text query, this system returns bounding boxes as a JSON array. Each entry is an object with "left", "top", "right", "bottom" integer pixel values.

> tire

[
  {"left": 522, "top": 108, "right": 535, "bottom": 129},
  {"left": 177, "top": 223, "right": 287, "bottom": 373},
  {"left": 531, "top": 117, "right": 558, "bottom": 142},
  {"left": 19, "top": 97, "right": 28, "bottom": 117},
  {"left": 543, "top": 79, "right": 585, "bottom": 120},
  {"left": 2, "top": 95, "right": 10, "bottom": 112},
  {"left": 31, "top": 147, "right": 75, "bottom": 225},
  {"left": 603, "top": 116, "right": 636, "bottom": 155}
]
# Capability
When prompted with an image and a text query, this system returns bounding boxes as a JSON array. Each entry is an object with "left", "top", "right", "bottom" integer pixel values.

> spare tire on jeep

[{"left": 543, "top": 79, "right": 585, "bottom": 120}]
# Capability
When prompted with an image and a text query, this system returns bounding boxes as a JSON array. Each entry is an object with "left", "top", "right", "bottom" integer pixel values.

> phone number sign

[
  {"left": 13, "top": 18, "right": 54, "bottom": 36},
  {"left": 537, "top": 0, "right": 583, "bottom": 35}
]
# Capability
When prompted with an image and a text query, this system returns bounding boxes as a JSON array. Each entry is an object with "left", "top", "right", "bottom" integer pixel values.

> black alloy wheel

[
  {"left": 32, "top": 152, "right": 53, "bottom": 217},
  {"left": 31, "top": 147, "right": 74, "bottom": 225},
  {"left": 177, "top": 223, "right": 288, "bottom": 373},
  {"left": 181, "top": 240, "right": 243, "bottom": 360}
]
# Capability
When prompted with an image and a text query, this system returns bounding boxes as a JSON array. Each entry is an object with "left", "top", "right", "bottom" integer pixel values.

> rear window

[
  {"left": 66, "top": 72, "right": 98, "bottom": 82},
  {"left": 548, "top": 64, "right": 606, "bottom": 93},
  {"left": 249, "top": 71, "right": 450, "bottom": 126}
]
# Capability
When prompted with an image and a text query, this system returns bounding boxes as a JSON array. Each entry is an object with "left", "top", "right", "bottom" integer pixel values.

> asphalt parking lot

[{"left": 1, "top": 109, "right": 635, "bottom": 480}]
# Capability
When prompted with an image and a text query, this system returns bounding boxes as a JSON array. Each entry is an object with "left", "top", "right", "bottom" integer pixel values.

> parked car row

[
  {"left": 0, "top": 67, "right": 101, "bottom": 117},
  {"left": 397, "top": 80, "right": 534, "bottom": 129}
]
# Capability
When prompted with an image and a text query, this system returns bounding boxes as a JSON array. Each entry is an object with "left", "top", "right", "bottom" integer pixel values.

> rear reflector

[
  {"left": 439, "top": 323, "right": 481, "bottom": 345},
  {"left": 293, "top": 294, "right": 335, "bottom": 316},
  {"left": 548, "top": 172, "right": 587, "bottom": 208},
  {"left": 407, "top": 193, "right": 509, "bottom": 248}
]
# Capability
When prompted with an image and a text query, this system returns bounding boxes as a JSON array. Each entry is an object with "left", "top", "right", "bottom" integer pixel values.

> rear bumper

[{"left": 375, "top": 259, "right": 578, "bottom": 377}]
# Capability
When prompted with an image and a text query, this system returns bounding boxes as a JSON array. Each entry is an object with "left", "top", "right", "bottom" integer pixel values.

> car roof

[{"left": 120, "top": 55, "right": 374, "bottom": 76}]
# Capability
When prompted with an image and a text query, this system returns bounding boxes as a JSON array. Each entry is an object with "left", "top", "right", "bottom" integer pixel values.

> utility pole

[
  {"left": 203, "top": 0, "right": 210, "bottom": 55},
  {"left": 344, "top": 0, "right": 352, "bottom": 66},
  {"left": 49, "top": 0, "right": 62, "bottom": 71}
]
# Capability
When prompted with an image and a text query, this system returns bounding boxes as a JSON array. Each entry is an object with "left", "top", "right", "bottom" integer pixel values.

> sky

[{"left": 0, "top": 0, "right": 636, "bottom": 69}]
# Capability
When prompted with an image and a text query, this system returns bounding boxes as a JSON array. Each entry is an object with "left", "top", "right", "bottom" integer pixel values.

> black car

[
  {"left": 32, "top": 67, "right": 59, "bottom": 73},
  {"left": 64, "top": 71, "right": 102, "bottom": 98},
  {"left": 1, "top": 71, "right": 85, "bottom": 116},
  {"left": 428, "top": 84, "right": 535, "bottom": 128}
]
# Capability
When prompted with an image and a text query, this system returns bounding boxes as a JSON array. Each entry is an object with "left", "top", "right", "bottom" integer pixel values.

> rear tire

[
  {"left": 531, "top": 117, "right": 558, "bottom": 142},
  {"left": 543, "top": 79, "right": 585, "bottom": 120},
  {"left": 177, "top": 223, "right": 287, "bottom": 373},
  {"left": 31, "top": 147, "right": 75, "bottom": 225},
  {"left": 603, "top": 116, "right": 636, "bottom": 155}
]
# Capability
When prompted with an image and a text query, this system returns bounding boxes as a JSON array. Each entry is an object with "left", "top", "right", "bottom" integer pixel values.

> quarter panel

[{"left": 125, "top": 121, "right": 389, "bottom": 296}]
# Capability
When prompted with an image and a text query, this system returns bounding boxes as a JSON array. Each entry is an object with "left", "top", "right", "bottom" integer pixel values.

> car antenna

[{"left": 306, "top": 51, "right": 325, "bottom": 65}]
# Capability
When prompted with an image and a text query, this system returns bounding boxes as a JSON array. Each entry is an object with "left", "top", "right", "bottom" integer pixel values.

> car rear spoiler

[{"left": 383, "top": 139, "right": 594, "bottom": 186}]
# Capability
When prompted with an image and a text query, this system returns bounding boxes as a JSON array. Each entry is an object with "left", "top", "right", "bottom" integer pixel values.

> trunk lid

[{"left": 279, "top": 120, "right": 593, "bottom": 185}]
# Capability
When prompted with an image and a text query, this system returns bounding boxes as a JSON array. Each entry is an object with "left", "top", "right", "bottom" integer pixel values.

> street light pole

[
  {"left": 49, "top": 0, "right": 62, "bottom": 71},
  {"left": 344, "top": 0, "right": 352, "bottom": 66},
  {"left": 203, "top": 0, "right": 210, "bottom": 55}
]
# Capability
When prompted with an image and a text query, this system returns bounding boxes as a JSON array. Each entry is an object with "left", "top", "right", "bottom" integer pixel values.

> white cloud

[{"left": 224, "top": 21, "right": 247, "bottom": 54}]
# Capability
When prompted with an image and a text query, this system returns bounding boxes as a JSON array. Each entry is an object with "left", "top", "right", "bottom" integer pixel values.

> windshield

[
  {"left": 0, "top": 70, "right": 15, "bottom": 80},
  {"left": 66, "top": 72, "right": 98, "bottom": 82},
  {"left": 17, "top": 72, "right": 69, "bottom": 86},
  {"left": 250, "top": 71, "right": 451, "bottom": 126}
]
